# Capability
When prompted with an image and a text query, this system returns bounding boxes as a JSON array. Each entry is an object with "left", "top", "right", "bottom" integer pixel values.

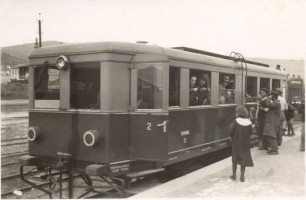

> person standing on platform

[
  {"left": 256, "top": 88, "right": 269, "bottom": 150},
  {"left": 262, "top": 90, "right": 281, "bottom": 155},
  {"left": 285, "top": 103, "right": 297, "bottom": 136},
  {"left": 299, "top": 100, "right": 305, "bottom": 151},
  {"left": 276, "top": 88, "right": 288, "bottom": 145},
  {"left": 229, "top": 106, "right": 254, "bottom": 182}
]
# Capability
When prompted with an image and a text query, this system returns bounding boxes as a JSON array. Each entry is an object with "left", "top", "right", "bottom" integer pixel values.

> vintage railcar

[
  {"left": 287, "top": 76, "right": 304, "bottom": 106},
  {"left": 19, "top": 41, "right": 287, "bottom": 198}
]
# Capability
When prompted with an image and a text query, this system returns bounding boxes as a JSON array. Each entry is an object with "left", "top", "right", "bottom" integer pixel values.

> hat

[
  {"left": 260, "top": 88, "right": 269, "bottom": 95},
  {"left": 271, "top": 90, "right": 280, "bottom": 96},
  {"left": 223, "top": 76, "right": 230, "bottom": 82},
  {"left": 275, "top": 88, "right": 283, "bottom": 94},
  {"left": 200, "top": 73, "right": 209, "bottom": 80}
]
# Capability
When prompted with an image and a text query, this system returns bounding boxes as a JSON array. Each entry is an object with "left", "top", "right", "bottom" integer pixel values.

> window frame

[
  {"left": 131, "top": 62, "right": 169, "bottom": 113},
  {"left": 218, "top": 72, "right": 236, "bottom": 105},
  {"left": 188, "top": 69, "right": 212, "bottom": 107},
  {"left": 33, "top": 64, "right": 60, "bottom": 109}
]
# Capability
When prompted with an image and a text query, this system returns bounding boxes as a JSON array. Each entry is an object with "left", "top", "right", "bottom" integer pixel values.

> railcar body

[
  {"left": 19, "top": 41, "right": 287, "bottom": 197},
  {"left": 287, "top": 77, "right": 304, "bottom": 105}
]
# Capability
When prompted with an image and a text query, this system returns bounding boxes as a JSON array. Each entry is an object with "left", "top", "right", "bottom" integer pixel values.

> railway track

[
  {"left": 2, "top": 137, "right": 28, "bottom": 147},
  {"left": 1, "top": 147, "right": 231, "bottom": 199}
]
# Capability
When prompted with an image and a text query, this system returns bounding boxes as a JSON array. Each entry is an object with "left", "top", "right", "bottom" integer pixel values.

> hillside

[{"left": 1, "top": 41, "right": 64, "bottom": 70}]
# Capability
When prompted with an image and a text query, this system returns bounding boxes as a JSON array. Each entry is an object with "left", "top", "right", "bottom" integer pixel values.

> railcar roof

[{"left": 29, "top": 41, "right": 287, "bottom": 77}]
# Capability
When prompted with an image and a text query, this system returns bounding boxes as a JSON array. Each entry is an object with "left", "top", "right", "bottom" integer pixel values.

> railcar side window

[
  {"left": 137, "top": 65, "right": 163, "bottom": 109},
  {"left": 246, "top": 76, "right": 257, "bottom": 102},
  {"left": 70, "top": 63, "right": 100, "bottom": 109},
  {"left": 189, "top": 70, "right": 211, "bottom": 106},
  {"left": 219, "top": 73, "right": 235, "bottom": 104},
  {"left": 169, "top": 67, "right": 180, "bottom": 107},
  {"left": 34, "top": 64, "right": 60, "bottom": 108},
  {"left": 260, "top": 78, "right": 270, "bottom": 93},
  {"left": 272, "top": 79, "right": 280, "bottom": 91}
]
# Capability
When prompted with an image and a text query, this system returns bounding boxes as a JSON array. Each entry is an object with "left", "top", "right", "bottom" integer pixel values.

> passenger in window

[
  {"left": 197, "top": 74, "right": 211, "bottom": 105},
  {"left": 225, "top": 90, "right": 234, "bottom": 104},
  {"left": 219, "top": 76, "right": 231, "bottom": 104},
  {"left": 189, "top": 76, "right": 198, "bottom": 106}
]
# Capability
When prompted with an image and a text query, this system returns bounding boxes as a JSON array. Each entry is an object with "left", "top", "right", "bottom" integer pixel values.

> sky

[{"left": 1, "top": 0, "right": 306, "bottom": 60}]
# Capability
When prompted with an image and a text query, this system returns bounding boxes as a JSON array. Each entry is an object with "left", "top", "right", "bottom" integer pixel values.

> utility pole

[{"left": 38, "top": 13, "right": 42, "bottom": 47}]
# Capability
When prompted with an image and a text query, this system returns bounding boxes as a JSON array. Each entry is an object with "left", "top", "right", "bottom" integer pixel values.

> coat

[
  {"left": 263, "top": 98, "right": 281, "bottom": 138},
  {"left": 229, "top": 118, "right": 254, "bottom": 167}
]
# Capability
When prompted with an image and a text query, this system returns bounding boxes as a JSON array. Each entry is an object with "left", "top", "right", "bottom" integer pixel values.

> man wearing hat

[
  {"left": 276, "top": 88, "right": 288, "bottom": 142},
  {"left": 262, "top": 90, "right": 281, "bottom": 155},
  {"left": 257, "top": 88, "right": 269, "bottom": 150},
  {"left": 219, "top": 75, "right": 232, "bottom": 104}
]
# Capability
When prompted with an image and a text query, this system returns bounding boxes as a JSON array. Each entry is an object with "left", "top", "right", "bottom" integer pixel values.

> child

[{"left": 229, "top": 106, "right": 254, "bottom": 182}]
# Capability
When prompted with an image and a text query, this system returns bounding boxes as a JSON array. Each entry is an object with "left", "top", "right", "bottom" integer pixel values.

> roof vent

[{"left": 136, "top": 41, "right": 148, "bottom": 44}]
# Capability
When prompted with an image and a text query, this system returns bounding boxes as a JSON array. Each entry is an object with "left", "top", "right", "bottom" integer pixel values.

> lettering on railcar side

[
  {"left": 181, "top": 130, "right": 190, "bottom": 136},
  {"left": 110, "top": 163, "right": 130, "bottom": 174},
  {"left": 219, "top": 142, "right": 227, "bottom": 146},
  {"left": 201, "top": 146, "right": 212, "bottom": 151},
  {"left": 57, "top": 152, "right": 72, "bottom": 157},
  {"left": 169, "top": 156, "right": 178, "bottom": 161}
]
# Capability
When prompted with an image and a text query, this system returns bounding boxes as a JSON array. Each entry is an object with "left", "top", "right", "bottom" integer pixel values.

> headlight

[
  {"left": 56, "top": 55, "right": 69, "bottom": 70},
  {"left": 27, "top": 126, "right": 41, "bottom": 141},
  {"left": 83, "top": 130, "right": 100, "bottom": 147}
]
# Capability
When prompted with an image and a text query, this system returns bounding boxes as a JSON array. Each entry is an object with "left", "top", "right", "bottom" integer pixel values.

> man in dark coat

[
  {"left": 257, "top": 88, "right": 269, "bottom": 150},
  {"left": 262, "top": 90, "right": 281, "bottom": 155}
]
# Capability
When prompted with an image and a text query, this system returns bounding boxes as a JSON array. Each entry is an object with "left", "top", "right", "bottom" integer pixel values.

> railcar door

[{"left": 129, "top": 54, "right": 169, "bottom": 161}]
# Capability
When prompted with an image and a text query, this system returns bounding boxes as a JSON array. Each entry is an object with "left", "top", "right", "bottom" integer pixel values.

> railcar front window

[
  {"left": 219, "top": 73, "right": 235, "bottom": 104},
  {"left": 137, "top": 65, "right": 163, "bottom": 109},
  {"left": 34, "top": 64, "right": 60, "bottom": 108},
  {"left": 70, "top": 63, "right": 100, "bottom": 109}
]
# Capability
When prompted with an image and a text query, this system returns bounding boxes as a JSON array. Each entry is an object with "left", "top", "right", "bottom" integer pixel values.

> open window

[
  {"left": 260, "top": 78, "right": 270, "bottom": 94},
  {"left": 34, "top": 63, "right": 60, "bottom": 108},
  {"left": 272, "top": 79, "right": 281, "bottom": 92},
  {"left": 246, "top": 76, "right": 257, "bottom": 103},
  {"left": 189, "top": 69, "right": 211, "bottom": 106},
  {"left": 219, "top": 73, "right": 235, "bottom": 104}
]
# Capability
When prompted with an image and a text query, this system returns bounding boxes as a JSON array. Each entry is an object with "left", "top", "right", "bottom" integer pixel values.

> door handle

[{"left": 157, "top": 121, "right": 167, "bottom": 133}]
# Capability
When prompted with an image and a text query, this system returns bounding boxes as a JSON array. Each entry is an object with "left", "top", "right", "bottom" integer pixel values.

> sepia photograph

[{"left": 1, "top": 0, "right": 305, "bottom": 199}]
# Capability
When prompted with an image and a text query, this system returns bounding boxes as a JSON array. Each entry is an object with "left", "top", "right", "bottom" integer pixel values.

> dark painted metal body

[
  {"left": 29, "top": 111, "right": 129, "bottom": 164},
  {"left": 28, "top": 106, "right": 236, "bottom": 174}
]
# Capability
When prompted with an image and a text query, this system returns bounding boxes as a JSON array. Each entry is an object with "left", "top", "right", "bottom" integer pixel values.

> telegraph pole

[{"left": 38, "top": 13, "right": 42, "bottom": 47}]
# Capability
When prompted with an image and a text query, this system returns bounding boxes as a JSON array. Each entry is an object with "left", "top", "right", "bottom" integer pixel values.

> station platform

[{"left": 132, "top": 123, "right": 305, "bottom": 198}]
